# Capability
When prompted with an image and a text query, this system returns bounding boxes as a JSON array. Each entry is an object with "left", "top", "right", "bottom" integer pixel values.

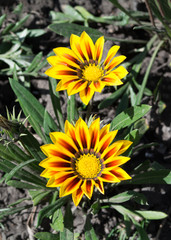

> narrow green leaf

[
  {"left": 37, "top": 196, "right": 69, "bottom": 227},
  {"left": 34, "top": 232, "right": 59, "bottom": 240},
  {"left": 135, "top": 210, "right": 167, "bottom": 220},
  {"left": 67, "top": 95, "right": 78, "bottom": 122},
  {"left": 128, "top": 170, "right": 171, "bottom": 184},
  {"left": 0, "top": 205, "right": 32, "bottom": 219},
  {"left": 26, "top": 52, "right": 43, "bottom": 73},
  {"left": 60, "top": 203, "right": 74, "bottom": 240},
  {"left": 98, "top": 83, "right": 129, "bottom": 109},
  {"left": 0, "top": 14, "right": 6, "bottom": 27},
  {"left": 43, "top": 110, "right": 58, "bottom": 143},
  {"left": 11, "top": 15, "right": 30, "bottom": 32},
  {"left": 110, "top": 104, "right": 151, "bottom": 130},
  {"left": 8, "top": 197, "right": 30, "bottom": 207},
  {"left": 29, "top": 190, "right": 52, "bottom": 206},
  {"left": 49, "top": 77, "right": 64, "bottom": 131},
  {"left": 9, "top": 78, "right": 46, "bottom": 142},
  {"left": 6, "top": 180, "right": 43, "bottom": 189},
  {"left": 107, "top": 191, "right": 148, "bottom": 205},
  {"left": 5, "top": 158, "right": 35, "bottom": 182},
  {"left": 84, "top": 215, "right": 98, "bottom": 240}
]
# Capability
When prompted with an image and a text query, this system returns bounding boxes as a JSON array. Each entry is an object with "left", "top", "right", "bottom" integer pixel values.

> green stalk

[{"left": 136, "top": 39, "right": 164, "bottom": 105}]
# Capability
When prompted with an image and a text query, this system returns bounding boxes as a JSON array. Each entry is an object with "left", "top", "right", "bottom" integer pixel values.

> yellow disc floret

[
  {"left": 75, "top": 153, "right": 101, "bottom": 179},
  {"left": 83, "top": 64, "right": 103, "bottom": 82}
]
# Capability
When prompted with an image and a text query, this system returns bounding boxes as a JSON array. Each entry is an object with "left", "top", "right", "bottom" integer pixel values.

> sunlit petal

[
  {"left": 81, "top": 179, "right": 94, "bottom": 199},
  {"left": 60, "top": 175, "right": 82, "bottom": 197},
  {"left": 72, "top": 187, "right": 84, "bottom": 206},
  {"left": 79, "top": 86, "right": 95, "bottom": 105}
]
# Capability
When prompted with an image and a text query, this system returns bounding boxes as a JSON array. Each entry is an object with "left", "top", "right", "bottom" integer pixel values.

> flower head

[
  {"left": 40, "top": 118, "right": 132, "bottom": 206},
  {"left": 45, "top": 32, "right": 128, "bottom": 105}
]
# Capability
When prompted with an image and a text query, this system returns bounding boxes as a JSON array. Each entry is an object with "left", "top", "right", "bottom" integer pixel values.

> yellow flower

[
  {"left": 39, "top": 118, "right": 132, "bottom": 206},
  {"left": 45, "top": 32, "right": 128, "bottom": 105}
]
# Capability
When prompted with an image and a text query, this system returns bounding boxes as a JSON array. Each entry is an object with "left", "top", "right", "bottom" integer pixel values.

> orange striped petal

[
  {"left": 70, "top": 34, "right": 86, "bottom": 62},
  {"left": 47, "top": 55, "right": 79, "bottom": 69},
  {"left": 80, "top": 32, "right": 95, "bottom": 61},
  {"left": 81, "top": 179, "right": 94, "bottom": 199},
  {"left": 99, "top": 124, "right": 110, "bottom": 141},
  {"left": 56, "top": 79, "right": 79, "bottom": 91},
  {"left": 45, "top": 66, "right": 77, "bottom": 79},
  {"left": 75, "top": 118, "right": 90, "bottom": 150},
  {"left": 97, "top": 130, "right": 118, "bottom": 153},
  {"left": 60, "top": 175, "right": 82, "bottom": 197},
  {"left": 53, "top": 47, "right": 81, "bottom": 66},
  {"left": 89, "top": 81, "right": 105, "bottom": 92},
  {"left": 67, "top": 80, "right": 88, "bottom": 96},
  {"left": 102, "top": 72, "right": 123, "bottom": 86},
  {"left": 89, "top": 118, "right": 100, "bottom": 151},
  {"left": 40, "top": 144, "right": 72, "bottom": 160},
  {"left": 103, "top": 45, "right": 120, "bottom": 66},
  {"left": 115, "top": 140, "right": 133, "bottom": 156},
  {"left": 104, "top": 156, "right": 130, "bottom": 170},
  {"left": 110, "top": 167, "right": 131, "bottom": 180},
  {"left": 50, "top": 132, "right": 78, "bottom": 154},
  {"left": 64, "top": 120, "right": 80, "bottom": 149},
  {"left": 72, "top": 187, "right": 84, "bottom": 206},
  {"left": 79, "top": 86, "right": 94, "bottom": 105},
  {"left": 101, "top": 140, "right": 123, "bottom": 159},
  {"left": 40, "top": 168, "right": 59, "bottom": 178},
  {"left": 105, "top": 55, "right": 126, "bottom": 71},
  {"left": 95, "top": 36, "right": 104, "bottom": 63},
  {"left": 39, "top": 157, "right": 72, "bottom": 171},
  {"left": 47, "top": 171, "right": 75, "bottom": 187},
  {"left": 94, "top": 179, "right": 104, "bottom": 194},
  {"left": 98, "top": 171, "right": 120, "bottom": 183},
  {"left": 112, "top": 66, "right": 128, "bottom": 79}
]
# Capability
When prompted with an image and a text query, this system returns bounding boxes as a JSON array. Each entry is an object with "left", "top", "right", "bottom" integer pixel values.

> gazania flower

[
  {"left": 39, "top": 118, "right": 132, "bottom": 206},
  {"left": 45, "top": 31, "right": 128, "bottom": 105}
]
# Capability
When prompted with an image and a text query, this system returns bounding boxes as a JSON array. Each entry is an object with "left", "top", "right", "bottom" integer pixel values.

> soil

[{"left": 0, "top": 0, "right": 171, "bottom": 239}]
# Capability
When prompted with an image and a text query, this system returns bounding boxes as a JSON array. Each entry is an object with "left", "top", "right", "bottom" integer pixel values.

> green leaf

[
  {"left": 36, "top": 196, "right": 69, "bottom": 227},
  {"left": 60, "top": 203, "right": 74, "bottom": 240},
  {"left": 110, "top": 104, "right": 151, "bottom": 130},
  {"left": 98, "top": 83, "right": 129, "bottom": 109},
  {"left": 50, "top": 208, "right": 64, "bottom": 232},
  {"left": 34, "top": 232, "right": 59, "bottom": 240},
  {"left": 128, "top": 170, "right": 171, "bottom": 184},
  {"left": 135, "top": 210, "right": 167, "bottom": 220},
  {"left": 6, "top": 180, "right": 44, "bottom": 189},
  {"left": 0, "top": 14, "right": 6, "bottom": 27},
  {"left": 84, "top": 215, "right": 98, "bottom": 240},
  {"left": 0, "top": 205, "right": 32, "bottom": 219},
  {"left": 49, "top": 22, "right": 103, "bottom": 41},
  {"left": 49, "top": 77, "right": 64, "bottom": 131},
  {"left": 5, "top": 158, "right": 35, "bottom": 182},
  {"left": 67, "top": 95, "right": 78, "bottom": 122},
  {"left": 29, "top": 190, "right": 52, "bottom": 206},
  {"left": 62, "top": 5, "right": 84, "bottom": 21},
  {"left": 26, "top": 52, "right": 43, "bottom": 73},
  {"left": 107, "top": 191, "right": 148, "bottom": 205},
  {"left": 11, "top": 15, "right": 30, "bottom": 32}
]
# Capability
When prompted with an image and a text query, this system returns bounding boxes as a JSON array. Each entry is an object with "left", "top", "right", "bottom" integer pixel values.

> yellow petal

[
  {"left": 40, "top": 168, "right": 59, "bottom": 178},
  {"left": 112, "top": 66, "right": 128, "bottom": 79},
  {"left": 104, "top": 156, "right": 130, "bottom": 170},
  {"left": 98, "top": 170, "right": 120, "bottom": 183},
  {"left": 70, "top": 34, "right": 85, "bottom": 62},
  {"left": 102, "top": 72, "right": 123, "bottom": 86},
  {"left": 50, "top": 132, "right": 78, "bottom": 154},
  {"left": 103, "top": 45, "right": 120, "bottom": 66},
  {"left": 75, "top": 118, "right": 90, "bottom": 150},
  {"left": 105, "top": 55, "right": 126, "bottom": 71},
  {"left": 89, "top": 81, "right": 105, "bottom": 92},
  {"left": 64, "top": 120, "right": 80, "bottom": 149},
  {"left": 89, "top": 118, "right": 100, "bottom": 151},
  {"left": 40, "top": 144, "right": 73, "bottom": 159},
  {"left": 72, "top": 187, "right": 84, "bottom": 206},
  {"left": 39, "top": 157, "right": 72, "bottom": 171},
  {"left": 47, "top": 171, "right": 74, "bottom": 187},
  {"left": 99, "top": 124, "right": 110, "bottom": 141},
  {"left": 95, "top": 36, "right": 104, "bottom": 63},
  {"left": 94, "top": 179, "right": 104, "bottom": 194},
  {"left": 67, "top": 80, "right": 87, "bottom": 96},
  {"left": 59, "top": 175, "right": 82, "bottom": 197},
  {"left": 80, "top": 32, "right": 95, "bottom": 61},
  {"left": 111, "top": 167, "right": 131, "bottom": 180},
  {"left": 114, "top": 140, "right": 133, "bottom": 156},
  {"left": 81, "top": 179, "right": 94, "bottom": 199},
  {"left": 97, "top": 130, "right": 118, "bottom": 153},
  {"left": 79, "top": 86, "right": 94, "bottom": 105},
  {"left": 101, "top": 140, "right": 123, "bottom": 159}
]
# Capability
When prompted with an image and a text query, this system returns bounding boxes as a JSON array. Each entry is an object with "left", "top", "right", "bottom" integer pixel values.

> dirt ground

[{"left": 0, "top": 0, "right": 171, "bottom": 239}]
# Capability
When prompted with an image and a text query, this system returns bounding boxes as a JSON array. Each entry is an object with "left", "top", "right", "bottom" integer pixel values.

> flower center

[
  {"left": 75, "top": 153, "right": 102, "bottom": 179},
  {"left": 82, "top": 64, "right": 103, "bottom": 82}
]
